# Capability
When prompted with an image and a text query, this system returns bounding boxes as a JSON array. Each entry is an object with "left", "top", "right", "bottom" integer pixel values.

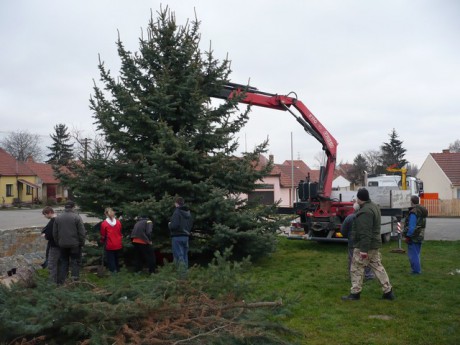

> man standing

[
  {"left": 340, "top": 201, "right": 375, "bottom": 281},
  {"left": 53, "top": 201, "right": 86, "bottom": 284},
  {"left": 342, "top": 188, "right": 394, "bottom": 301},
  {"left": 42, "top": 206, "right": 60, "bottom": 284},
  {"left": 168, "top": 197, "right": 193, "bottom": 278},
  {"left": 403, "top": 196, "right": 428, "bottom": 274}
]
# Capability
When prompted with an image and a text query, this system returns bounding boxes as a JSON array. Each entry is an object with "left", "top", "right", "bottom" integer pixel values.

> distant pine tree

[
  {"left": 46, "top": 123, "right": 74, "bottom": 165},
  {"left": 379, "top": 128, "right": 407, "bottom": 171},
  {"left": 58, "top": 7, "right": 278, "bottom": 261},
  {"left": 349, "top": 154, "right": 368, "bottom": 186}
]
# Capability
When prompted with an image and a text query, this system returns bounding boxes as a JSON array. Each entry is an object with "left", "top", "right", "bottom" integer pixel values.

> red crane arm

[{"left": 216, "top": 83, "right": 338, "bottom": 198}]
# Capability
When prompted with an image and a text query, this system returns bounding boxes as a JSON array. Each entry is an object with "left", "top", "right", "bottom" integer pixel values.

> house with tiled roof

[
  {"left": 247, "top": 155, "right": 351, "bottom": 206},
  {"left": 0, "top": 148, "right": 39, "bottom": 206},
  {"left": 417, "top": 149, "right": 460, "bottom": 199},
  {"left": 24, "top": 157, "right": 67, "bottom": 203}
]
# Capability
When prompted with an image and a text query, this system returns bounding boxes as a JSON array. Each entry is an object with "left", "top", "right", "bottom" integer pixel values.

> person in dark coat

[
  {"left": 341, "top": 201, "right": 375, "bottom": 280},
  {"left": 168, "top": 197, "right": 193, "bottom": 278},
  {"left": 42, "top": 206, "right": 60, "bottom": 284},
  {"left": 130, "top": 216, "right": 156, "bottom": 274},
  {"left": 342, "top": 188, "right": 394, "bottom": 301},
  {"left": 53, "top": 201, "right": 86, "bottom": 284}
]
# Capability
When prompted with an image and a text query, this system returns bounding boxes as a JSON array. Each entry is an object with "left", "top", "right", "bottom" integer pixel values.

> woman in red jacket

[{"left": 100, "top": 207, "right": 123, "bottom": 273}]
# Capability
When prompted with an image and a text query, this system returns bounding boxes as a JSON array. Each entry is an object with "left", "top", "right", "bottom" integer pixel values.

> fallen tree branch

[{"left": 172, "top": 324, "right": 229, "bottom": 345}]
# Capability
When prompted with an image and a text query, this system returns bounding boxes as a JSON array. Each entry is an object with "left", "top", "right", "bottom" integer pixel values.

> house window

[
  {"left": 26, "top": 185, "right": 33, "bottom": 195},
  {"left": 255, "top": 184, "right": 274, "bottom": 190},
  {"left": 457, "top": 189, "right": 460, "bottom": 199},
  {"left": 6, "top": 184, "right": 13, "bottom": 197}
]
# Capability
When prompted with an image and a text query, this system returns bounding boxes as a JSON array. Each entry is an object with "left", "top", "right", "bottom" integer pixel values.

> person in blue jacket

[{"left": 403, "top": 196, "right": 428, "bottom": 274}]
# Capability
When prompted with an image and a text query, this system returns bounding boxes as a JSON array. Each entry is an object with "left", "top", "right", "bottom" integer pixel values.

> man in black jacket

[
  {"left": 168, "top": 197, "right": 193, "bottom": 278},
  {"left": 42, "top": 206, "right": 60, "bottom": 284},
  {"left": 53, "top": 201, "right": 86, "bottom": 284}
]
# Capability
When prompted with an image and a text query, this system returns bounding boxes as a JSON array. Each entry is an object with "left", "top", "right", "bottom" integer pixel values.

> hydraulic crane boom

[{"left": 216, "top": 83, "right": 338, "bottom": 198}]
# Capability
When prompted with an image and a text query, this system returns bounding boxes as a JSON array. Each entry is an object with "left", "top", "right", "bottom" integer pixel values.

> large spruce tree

[
  {"left": 46, "top": 123, "right": 74, "bottom": 165},
  {"left": 58, "top": 8, "right": 278, "bottom": 261}
]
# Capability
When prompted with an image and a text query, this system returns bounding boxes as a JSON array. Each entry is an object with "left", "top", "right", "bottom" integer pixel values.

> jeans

[
  {"left": 59, "top": 246, "right": 82, "bottom": 284},
  {"left": 172, "top": 236, "right": 189, "bottom": 277},
  {"left": 408, "top": 242, "right": 422, "bottom": 274}
]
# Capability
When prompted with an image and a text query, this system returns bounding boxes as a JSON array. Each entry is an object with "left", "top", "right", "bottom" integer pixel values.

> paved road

[
  {"left": 1, "top": 209, "right": 459, "bottom": 240},
  {"left": 424, "top": 217, "right": 460, "bottom": 241},
  {"left": 0, "top": 208, "right": 100, "bottom": 230}
]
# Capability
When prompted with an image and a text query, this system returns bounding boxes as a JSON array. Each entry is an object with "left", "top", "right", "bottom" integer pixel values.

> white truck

[
  {"left": 366, "top": 174, "right": 424, "bottom": 197},
  {"left": 329, "top": 187, "right": 411, "bottom": 242}
]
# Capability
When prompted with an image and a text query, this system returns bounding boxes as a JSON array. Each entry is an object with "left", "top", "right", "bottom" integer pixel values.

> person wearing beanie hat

[
  {"left": 356, "top": 188, "right": 370, "bottom": 202},
  {"left": 342, "top": 188, "right": 395, "bottom": 301}
]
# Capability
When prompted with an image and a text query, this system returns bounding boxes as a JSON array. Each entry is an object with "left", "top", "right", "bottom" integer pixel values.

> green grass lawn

[{"left": 247, "top": 238, "right": 460, "bottom": 345}]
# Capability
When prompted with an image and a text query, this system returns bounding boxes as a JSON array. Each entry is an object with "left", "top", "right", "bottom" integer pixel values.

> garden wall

[{"left": 0, "top": 227, "right": 46, "bottom": 276}]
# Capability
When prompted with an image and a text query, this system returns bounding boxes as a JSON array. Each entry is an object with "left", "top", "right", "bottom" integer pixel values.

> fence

[{"left": 421, "top": 199, "right": 460, "bottom": 217}]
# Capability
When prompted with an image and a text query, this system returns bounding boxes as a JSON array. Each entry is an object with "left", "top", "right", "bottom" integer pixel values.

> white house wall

[{"left": 417, "top": 155, "right": 455, "bottom": 199}]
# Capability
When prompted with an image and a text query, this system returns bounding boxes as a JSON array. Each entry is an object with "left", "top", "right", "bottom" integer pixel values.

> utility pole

[{"left": 83, "top": 138, "right": 92, "bottom": 160}]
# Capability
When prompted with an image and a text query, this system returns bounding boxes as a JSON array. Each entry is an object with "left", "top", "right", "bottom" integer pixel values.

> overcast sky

[{"left": 1, "top": 0, "right": 459, "bottom": 168}]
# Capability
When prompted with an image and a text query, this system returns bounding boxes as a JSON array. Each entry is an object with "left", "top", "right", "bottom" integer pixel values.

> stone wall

[{"left": 0, "top": 227, "right": 47, "bottom": 275}]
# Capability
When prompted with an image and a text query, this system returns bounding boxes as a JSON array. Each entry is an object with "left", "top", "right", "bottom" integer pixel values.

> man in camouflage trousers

[{"left": 342, "top": 188, "right": 395, "bottom": 301}]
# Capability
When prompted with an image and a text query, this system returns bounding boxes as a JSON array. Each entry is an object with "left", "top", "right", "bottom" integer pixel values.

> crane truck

[{"left": 215, "top": 82, "right": 410, "bottom": 242}]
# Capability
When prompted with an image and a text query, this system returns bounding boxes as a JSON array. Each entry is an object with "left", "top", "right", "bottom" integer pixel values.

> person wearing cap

[
  {"left": 342, "top": 188, "right": 394, "bottom": 301},
  {"left": 53, "top": 200, "right": 86, "bottom": 284},
  {"left": 340, "top": 201, "right": 375, "bottom": 281}
]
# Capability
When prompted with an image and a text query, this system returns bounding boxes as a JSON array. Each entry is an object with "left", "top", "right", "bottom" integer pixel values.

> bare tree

[
  {"left": 363, "top": 149, "right": 381, "bottom": 174},
  {"left": 448, "top": 139, "right": 460, "bottom": 153},
  {"left": 70, "top": 126, "right": 112, "bottom": 160},
  {"left": 312, "top": 151, "right": 326, "bottom": 169},
  {"left": 407, "top": 163, "right": 419, "bottom": 176},
  {"left": 0, "top": 130, "right": 43, "bottom": 161}
]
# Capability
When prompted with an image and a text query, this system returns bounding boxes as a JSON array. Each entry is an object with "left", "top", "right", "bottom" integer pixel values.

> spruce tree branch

[{"left": 171, "top": 324, "right": 229, "bottom": 345}]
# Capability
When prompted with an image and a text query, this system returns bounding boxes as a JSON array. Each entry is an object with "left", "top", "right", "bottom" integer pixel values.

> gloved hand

[
  {"left": 359, "top": 252, "right": 368, "bottom": 259},
  {"left": 404, "top": 236, "right": 411, "bottom": 244}
]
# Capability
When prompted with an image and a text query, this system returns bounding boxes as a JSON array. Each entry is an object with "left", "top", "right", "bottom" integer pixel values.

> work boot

[
  {"left": 382, "top": 289, "right": 395, "bottom": 300},
  {"left": 341, "top": 292, "right": 360, "bottom": 301}
]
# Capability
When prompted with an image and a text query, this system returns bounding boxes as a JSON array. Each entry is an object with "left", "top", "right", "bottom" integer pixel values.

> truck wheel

[{"left": 381, "top": 232, "right": 391, "bottom": 243}]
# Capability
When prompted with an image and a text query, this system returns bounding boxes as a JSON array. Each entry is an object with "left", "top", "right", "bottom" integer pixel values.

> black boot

[
  {"left": 341, "top": 292, "right": 360, "bottom": 301},
  {"left": 382, "top": 289, "right": 395, "bottom": 300}
]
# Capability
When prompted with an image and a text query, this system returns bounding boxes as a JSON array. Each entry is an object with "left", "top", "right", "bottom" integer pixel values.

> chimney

[
  {"left": 269, "top": 154, "right": 274, "bottom": 162},
  {"left": 442, "top": 149, "right": 451, "bottom": 154}
]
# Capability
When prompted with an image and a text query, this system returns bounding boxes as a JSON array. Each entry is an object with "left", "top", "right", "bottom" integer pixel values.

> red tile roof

[
  {"left": 282, "top": 160, "right": 311, "bottom": 176},
  {"left": 0, "top": 148, "right": 36, "bottom": 176},
  {"left": 24, "top": 159, "right": 59, "bottom": 184},
  {"left": 431, "top": 152, "right": 460, "bottom": 185},
  {"left": 275, "top": 164, "right": 308, "bottom": 188}
]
